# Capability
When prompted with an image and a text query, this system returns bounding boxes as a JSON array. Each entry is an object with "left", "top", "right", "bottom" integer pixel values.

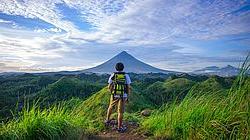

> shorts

[{"left": 108, "top": 95, "right": 126, "bottom": 113}]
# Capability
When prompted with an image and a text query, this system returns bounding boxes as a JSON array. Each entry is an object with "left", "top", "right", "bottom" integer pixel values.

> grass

[
  {"left": 1, "top": 56, "right": 249, "bottom": 140},
  {"left": 0, "top": 87, "right": 147, "bottom": 140},
  {"left": 141, "top": 56, "right": 250, "bottom": 139},
  {"left": 0, "top": 99, "right": 92, "bottom": 140}
]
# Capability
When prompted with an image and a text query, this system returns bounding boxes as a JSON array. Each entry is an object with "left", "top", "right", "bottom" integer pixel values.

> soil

[{"left": 81, "top": 119, "right": 147, "bottom": 140}]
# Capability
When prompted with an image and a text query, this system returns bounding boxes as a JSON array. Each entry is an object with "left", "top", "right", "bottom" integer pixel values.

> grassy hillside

[
  {"left": 76, "top": 86, "right": 153, "bottom": 124},
  {"left": 141, "top": 69, "right": 250, "bottom": 139},
  {"left": 0, "top": 74, "right": 106, "bottom": 120},
  {"left": 33, "top": 77, "right": 103, "bottom": 103},
  {"left": 144, "top": 78, "right": 195, "bottom": 106},
  {"left": 141, "top": 76, "right": 249, "bottom": 139},
  {"left": 0, "top": 99, "right": 87, "bottom": 140},
  {"left": 0, "top": 75, "right": 59, "bottom": 119},
  {"left": 0, "top": 87, "right": 153, "bottom": 139},
  {"left": 189, "top": 76, "right": 234, "bottom": 98},
  {"left": 0, "top": 65, "right": 248, "bottom": 139}
]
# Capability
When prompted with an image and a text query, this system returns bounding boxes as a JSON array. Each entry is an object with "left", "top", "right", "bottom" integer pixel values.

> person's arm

[
  {"left": 108, "top": 83, "right": 114, "bottom": 92},
  {"left": 127, "top": 84, "right": 131, "bottom": 94},
  {"left": 125, "top": 74, "right": 132, "bottom": 95},
  {"left": 108, "top": 73, "right": 114, "bottom": 92}
]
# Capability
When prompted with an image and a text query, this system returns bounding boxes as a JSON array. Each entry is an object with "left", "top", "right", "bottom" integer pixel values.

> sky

[{"left": 0, "top": 0, "right": 250, "bottom": 73}]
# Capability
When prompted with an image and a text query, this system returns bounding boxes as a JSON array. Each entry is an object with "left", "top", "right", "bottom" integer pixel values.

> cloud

[
  {"left": 0, "top": 0, "right": 79, "bottom": 32},
  {"left": 34, "top": 28, "right": 62, "bottom": 33},
  {"left": 68, "top": 0, "right": 250, "bottom": 45},
  {"left": 0, "top": 63, "right": 6, "bottom": 67},
  {"left": 0, "top": 27, "right": 78, "bottom": 72},
  {"left": 0, "top": 18, "right": 20, "bottom": 29},
  {"left": 0, "top": 0, "right": 249, "bottom": 72},
  {"left": 0, "top": 19, "right": 12, "bottom": 23},
  {"left": 1, "top": 0, "right": 249, "bottom": 45}
]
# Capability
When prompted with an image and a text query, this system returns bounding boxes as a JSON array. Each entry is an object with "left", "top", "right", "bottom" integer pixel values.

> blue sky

[{"left": 0, "top": 0, "right": 249, "bottom": 72}]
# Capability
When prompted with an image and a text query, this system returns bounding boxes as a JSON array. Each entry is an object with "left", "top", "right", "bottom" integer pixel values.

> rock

[{"left": 140, "top": 109, "right": 152, "bottom": 117}]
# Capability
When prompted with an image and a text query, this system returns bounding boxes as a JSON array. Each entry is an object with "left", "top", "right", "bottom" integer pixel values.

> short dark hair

[{"left": 115, "top": 62, "right": 124, "bottom": 71}]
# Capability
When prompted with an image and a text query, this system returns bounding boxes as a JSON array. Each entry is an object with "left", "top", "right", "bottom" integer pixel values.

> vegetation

[
  {"left": 0, "top": 100, "right": 84, "bottom": 140},
  {"left": 0, "top": 74, "right": 104, "bottom": 120},
  {"left": 141, "top": 57, "right": 250, "bottom": 139},
  {"left": 33, "top": 77, "right": 103, "bottom": 104},
  {"left": 144, "top": 78, "right": 196, "bottom": 106},
  {"left": 0, "top": 59, "right": 249, "bottom": 139}
]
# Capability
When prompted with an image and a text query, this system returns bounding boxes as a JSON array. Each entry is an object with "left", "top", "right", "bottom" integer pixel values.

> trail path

[{"left": 81, "top": 119, "right": 147, "bottom": 140}]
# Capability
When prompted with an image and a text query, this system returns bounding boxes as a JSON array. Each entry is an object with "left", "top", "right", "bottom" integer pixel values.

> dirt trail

[{"left": 81, "top": 119, "right": 147, "bottom": 140}]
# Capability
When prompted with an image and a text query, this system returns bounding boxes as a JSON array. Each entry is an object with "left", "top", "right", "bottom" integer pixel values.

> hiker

[{"left": 105, "top": 62, "right": 131, "bottom": 133}]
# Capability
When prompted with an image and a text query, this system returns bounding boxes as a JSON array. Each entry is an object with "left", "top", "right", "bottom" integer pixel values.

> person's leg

[
  {"left": 106, "top": 96, "right": 118, "bottom": 121},
  {"left": 106, "top": 106, "right": 112, "bottom": 121},
  {"left": 106, "top": 96, "right": 113, "bottom": 121},
  {"left": 117, "top": 98, "right": 125, "bottom": 129}
]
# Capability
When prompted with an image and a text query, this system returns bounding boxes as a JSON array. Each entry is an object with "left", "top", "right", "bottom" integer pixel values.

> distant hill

[
  {"left": 192, "top": 65, "right": 242, "bottom": 77},
  {"left": 82, "top": 51, "right": 176, "bottom": 74},
  {"left": 143, "top": 78, "right": 195, "bottom": 106},
  {"left": 190, "top": 75, "right": 234, "bottom": 97},
  {"left": 0, "top": 72, "right": 25, "bottom": 77},
  {"left": 33, "top": 77, "right": 103, "bottom": 103}
]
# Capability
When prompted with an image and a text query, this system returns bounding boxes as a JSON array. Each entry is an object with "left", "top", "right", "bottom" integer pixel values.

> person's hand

[{"left": 125, "top": 98, "right": 129, "bottom": 103}]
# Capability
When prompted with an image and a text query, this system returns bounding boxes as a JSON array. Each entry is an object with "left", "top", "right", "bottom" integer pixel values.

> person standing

[{"left": 105, "top": 62, "right": 131, "bottom": 133}]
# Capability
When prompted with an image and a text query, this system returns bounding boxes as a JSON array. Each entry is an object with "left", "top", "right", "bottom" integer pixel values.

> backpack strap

[{"left": 114, "top": 71, "right": 125, "bottom": 75}]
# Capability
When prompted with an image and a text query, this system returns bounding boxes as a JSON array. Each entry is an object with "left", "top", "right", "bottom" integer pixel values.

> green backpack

[{"left": 111, "top": 72, "right": 127, "bottom": 97}]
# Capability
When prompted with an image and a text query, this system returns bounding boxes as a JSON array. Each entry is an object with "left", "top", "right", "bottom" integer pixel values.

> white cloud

[
  {"left": 0, "top": 0, "right": 249, "bottom": 72},
  {"left": 60, "top": 0, "right": 249, "bottom": 46},
  {"left": 1, "top": 0, "right": 249, "bottom": 45},
  {"left": 0, "top": 27, "right": 77, "bottom": 72},
  {"left": 0, "top": 19, "right": 12, "bottom": 23},
  {"left": 0, "top": 18, "right": 20, "bottom": 29},
  {"left": 34, "top": 28, "right": 62, "bottom": 33},
  {"left": 0, "top": 0, "right": 79, "bottom": 32}
]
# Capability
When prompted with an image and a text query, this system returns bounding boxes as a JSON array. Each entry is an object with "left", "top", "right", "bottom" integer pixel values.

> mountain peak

[
  {"left": 116, "top": 51, "right": 132, "bottom": 57},
  {"left": 113, "top": 51, "right": 135, "bottom": 61},
  {"left": 120, "top": 51, "right": 129, "bottom": 55},
  {"left": 82, "top": 51, "right": 174, "bottom": 74},
  {"left": 204, "top": 66, "right": 219, "bottom": 70},
  {"left": 225, "top": 65, "right": 235, "bottom": 68}
]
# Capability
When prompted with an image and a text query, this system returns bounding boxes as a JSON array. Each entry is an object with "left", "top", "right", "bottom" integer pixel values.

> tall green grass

[
  {"left": 0, "top": 87, "right": 145, "bottom": 140},
  {"left": 141, "top": 56, "right": 250, "bottom": 139},
  {"left": 0, "top": 99, "right": 97, "bottom": 140}
]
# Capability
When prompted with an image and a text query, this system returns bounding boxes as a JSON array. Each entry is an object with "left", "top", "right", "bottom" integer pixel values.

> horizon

[
  {"left": 0, "top": 51, "right": 242, "bottom": 74},
  {"left": 0, "top": 1, "right": 250, "bottom": 73}
]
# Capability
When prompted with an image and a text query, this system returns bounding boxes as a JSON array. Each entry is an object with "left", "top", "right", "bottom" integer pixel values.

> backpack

[{"left": 111, "top": 72, "right": 127, "bottom": 98}]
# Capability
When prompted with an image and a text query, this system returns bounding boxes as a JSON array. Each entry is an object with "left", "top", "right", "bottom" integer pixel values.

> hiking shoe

[
  {"left": 104, "top": 120, "right": 111, "bottom": 127},
  {"left": 117, "top": 126, "right": 127, "bottom": 133}
]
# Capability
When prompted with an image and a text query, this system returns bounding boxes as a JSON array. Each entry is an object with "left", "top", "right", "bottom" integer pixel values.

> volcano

[{"left": 82, "top": 51, "right": 174, "bottom": 74}]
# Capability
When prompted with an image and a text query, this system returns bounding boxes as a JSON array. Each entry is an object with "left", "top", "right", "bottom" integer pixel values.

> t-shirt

[{"left": 108, "top": 72, "right": 131, "bottom": 98}]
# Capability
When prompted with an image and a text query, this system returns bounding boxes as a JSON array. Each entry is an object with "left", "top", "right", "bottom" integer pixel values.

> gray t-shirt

[{"left": 108, "top": 72, "right": 131, "bottom": 98}]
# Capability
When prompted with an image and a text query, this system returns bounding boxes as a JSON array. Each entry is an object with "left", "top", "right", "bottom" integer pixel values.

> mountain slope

[
  {"left": 190, "top": 75, "right": 234, "bottom": 97},
  {"left": 33, "top": 77, "right": 103, "bottom": 103},
  {"left": 143, "top": 78, "right": 195, "bottom": 106},
  {"left": 82, "top": 51, "right": 174, "bottom": 74},
  {"left": 77, "top": 86, "right": 153, "bottom": 123}
]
